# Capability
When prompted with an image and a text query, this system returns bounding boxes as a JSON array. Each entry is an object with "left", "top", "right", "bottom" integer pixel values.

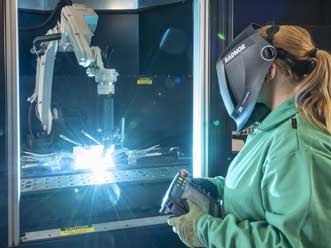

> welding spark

[{"left": 73, "top": 145, "right": 115, "bottom": 172}]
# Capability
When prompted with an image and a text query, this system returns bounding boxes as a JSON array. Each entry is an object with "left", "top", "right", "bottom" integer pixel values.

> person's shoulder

[
  {"left": 264, "top": 113, "right": 331, "bottom": 171},
  {"left": 268, "top": 111, "right": 331, "bottom": 153},
  {"left": 296, "top": 112, "right": 331, "bottom": 154},
  {"left": 266, "top": 114, "right": 301, "bottom": 157}
]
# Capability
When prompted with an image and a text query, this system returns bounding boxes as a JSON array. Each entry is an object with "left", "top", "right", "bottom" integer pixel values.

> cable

[
  {"left": 31, "top": 33, "right": 62, "bottom": 55},
  {"left": 19, "top": 0, "right": 73, "bottom": 32},
  {"left": 28, "top": 103, "right": 35, "bottom": 139}
]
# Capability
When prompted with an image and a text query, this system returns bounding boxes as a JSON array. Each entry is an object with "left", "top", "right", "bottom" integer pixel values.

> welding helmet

[{"left": 216, "top": 24, "right": 277, "bottom": 131}]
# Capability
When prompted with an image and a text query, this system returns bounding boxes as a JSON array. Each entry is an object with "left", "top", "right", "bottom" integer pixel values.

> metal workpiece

[
  {"left": 21, "top": 165, "right": 190, "bottom": 192},
  {"left": 21, "top": 215, "right": 170, "bottom": 242},
  {"left": 18, "top": 0, "right": 186, "bottom": 11}
]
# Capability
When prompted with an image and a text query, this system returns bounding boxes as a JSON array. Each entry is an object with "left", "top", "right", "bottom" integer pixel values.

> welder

[{"left": 168, "top": 24, "right": 331, "bottom": 247}]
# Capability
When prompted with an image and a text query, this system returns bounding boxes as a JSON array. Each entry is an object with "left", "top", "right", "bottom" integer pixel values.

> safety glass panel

[{"left": 17, "top": 1, "right": 193, "bottom": 241}]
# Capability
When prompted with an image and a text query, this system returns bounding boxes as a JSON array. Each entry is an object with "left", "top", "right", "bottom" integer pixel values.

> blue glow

[
  {"left": 160, "top": 28, "right": 171, "bottom": 49},
  {"left": 175, "top": 77, "right": 182, "bottom": 84}
]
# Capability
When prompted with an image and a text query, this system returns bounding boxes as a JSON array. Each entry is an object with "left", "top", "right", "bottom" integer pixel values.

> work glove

[
  {"left": 168, "top": 200, "right": 204, "bottom": 248},
  {"left": 191, "top": 177, "right": 223, "bottom": 201}
]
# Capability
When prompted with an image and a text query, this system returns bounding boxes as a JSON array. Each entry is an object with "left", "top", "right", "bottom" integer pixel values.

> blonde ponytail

[
  {"left": 295, "top": 49, "right": 331, "bottom": 133},
  {"left": 257, "top": 25, "right": 331, "bottom": 134}
]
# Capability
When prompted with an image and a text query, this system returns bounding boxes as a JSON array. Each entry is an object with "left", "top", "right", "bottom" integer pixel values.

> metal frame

[
  {"left": 17, "top": 0, "right": 185, "bottom": 11},
  {"left": 226, "top": 0, "right": 234, "bottom": 43},
  {"left": 5, "top": 0, "right": 20, "bottom": 246},
  {"left": 6, "top": 0, "right": 213, "bottom": 245},
  {"left": 192, "top": 0, "right": 234, "bottom": 178},
  {"left": 193, "top": 0, "right": 210, "bottom": 178},
  {"left": 22, "top": 216, "right": 170, "bottom": 242},
  {"left": 21, "top": 165, "right": 189, "bottom": 192},
  {"left": 205, "top": 0, "right": 234, "bottom": 178}
]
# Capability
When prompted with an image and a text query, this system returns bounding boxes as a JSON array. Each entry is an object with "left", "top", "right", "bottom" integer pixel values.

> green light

[
  {"left": 74, "top": 188, "right": 79, "bottom": 193},
  {"left": 213, "top": 120, "right": 221, "bottom": 127},
  {"left": 217, "top": 33, "right": 225, "bottom": 40}
]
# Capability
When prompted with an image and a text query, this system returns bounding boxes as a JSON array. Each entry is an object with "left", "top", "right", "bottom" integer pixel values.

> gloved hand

[
  {"left": 168, "top": 200, "right": 204, "bottom": 248},
  {"left": 207, "top": 177, "right": 225, "bottom": 200},
  {"left": 191, "top": 177, "right": 223, "bottom": 201}
]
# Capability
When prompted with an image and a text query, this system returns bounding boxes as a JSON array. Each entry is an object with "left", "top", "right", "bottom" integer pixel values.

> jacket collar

[{"left": 258, "top": 97, "right": 298, "bottom": 131}]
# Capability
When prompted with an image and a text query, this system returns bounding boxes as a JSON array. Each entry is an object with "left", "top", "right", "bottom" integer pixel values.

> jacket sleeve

[
  {"left": 209, "top": 176, "right": 225, "bottom": 199},
  {"left": 196, "top": 150, "right": 331, "bottom": 248}
]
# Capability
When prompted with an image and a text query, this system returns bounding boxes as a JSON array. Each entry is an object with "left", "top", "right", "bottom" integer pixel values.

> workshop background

[{"left": 1, "top": 0, "right": 331, "bottom": 247}]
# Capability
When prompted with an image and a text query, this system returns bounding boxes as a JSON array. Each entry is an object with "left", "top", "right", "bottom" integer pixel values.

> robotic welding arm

[
  {"left": 28, "top": 26, "right": 59, "bottom": 134},
  {"left": 29, "top": 4, "right": 119, "bottom": 135}
]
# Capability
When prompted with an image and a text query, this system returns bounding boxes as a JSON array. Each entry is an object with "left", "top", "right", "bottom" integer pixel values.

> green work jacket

[{"left": 197, "top": 97, "right": 331, "bottom": 248}]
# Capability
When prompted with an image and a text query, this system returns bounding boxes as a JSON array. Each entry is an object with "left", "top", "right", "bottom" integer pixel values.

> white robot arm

[{"left": 28, "top": 4, "right": 119, "bottom": 134}]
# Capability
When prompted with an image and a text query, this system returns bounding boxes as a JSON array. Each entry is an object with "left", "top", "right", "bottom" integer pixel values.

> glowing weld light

[{"left": 73, "top": 145, "right": 115, "bottom": 172}]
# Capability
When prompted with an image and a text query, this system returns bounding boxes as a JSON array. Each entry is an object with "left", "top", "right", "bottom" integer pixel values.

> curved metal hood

[{"left": 18, "top": 0, "right": 186, "bottom": 11}]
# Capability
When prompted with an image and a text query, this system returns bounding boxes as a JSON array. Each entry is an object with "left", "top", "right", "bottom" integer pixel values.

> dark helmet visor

[{"left": 216, "top": 24, "right": 276, "bottom": 131}]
